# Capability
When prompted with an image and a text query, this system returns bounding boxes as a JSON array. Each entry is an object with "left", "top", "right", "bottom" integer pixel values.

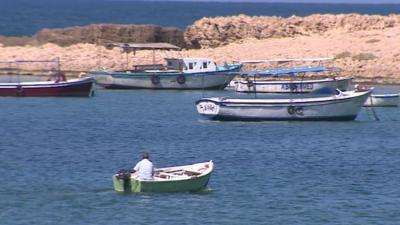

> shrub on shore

[
  {"left": 366, "top": 39, "right": 380, "bottom": 44},
  {"left": 334, "top": 51, "right": 351, "bottom": 60},
  {"left": 352, "top": 53, "right": 377, "bottom": 61}
]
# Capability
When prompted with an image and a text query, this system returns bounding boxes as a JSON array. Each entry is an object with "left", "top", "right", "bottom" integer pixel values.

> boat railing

[{"left": 133, "top": 64, "right": 164, "bottom": 72}]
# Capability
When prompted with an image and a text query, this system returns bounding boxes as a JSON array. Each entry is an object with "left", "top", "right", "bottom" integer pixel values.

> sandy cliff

[{"left": 185, "top": 14, "right": 400, "bottom": 48}]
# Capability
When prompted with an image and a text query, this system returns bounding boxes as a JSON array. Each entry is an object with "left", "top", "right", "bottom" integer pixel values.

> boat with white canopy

[{"left": 90, "top": 43, "right": 241, "bottom": 89}]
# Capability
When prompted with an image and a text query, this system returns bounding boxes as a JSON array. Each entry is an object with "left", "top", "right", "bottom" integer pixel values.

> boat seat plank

[
  {"left": 183, "top": 169, "right": 202, "bottom": 175},
  {"left": 157, "top": 172, "right": 184, "bottom": 178}
]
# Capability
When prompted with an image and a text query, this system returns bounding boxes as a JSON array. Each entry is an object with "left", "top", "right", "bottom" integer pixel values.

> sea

[
  {"left": 1, "top": 1, "right": 400, "bottom": 225},
  {"left": 1, "top": 0, "right": 400, "bottom": 36}
]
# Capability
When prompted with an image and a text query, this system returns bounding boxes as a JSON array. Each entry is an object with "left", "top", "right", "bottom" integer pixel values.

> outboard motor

[{"left": 116, "top": 170, "right": 131, "bottom": 192}]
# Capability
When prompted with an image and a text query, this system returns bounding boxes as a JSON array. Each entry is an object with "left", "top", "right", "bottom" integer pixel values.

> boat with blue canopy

[{"left": 233, "top": 59, "right": 352, "bottom": 93}]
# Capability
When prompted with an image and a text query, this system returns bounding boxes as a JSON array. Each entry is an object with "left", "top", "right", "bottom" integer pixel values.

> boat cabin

[{"left": 165, "top": 58, "right": 217, "bottom": 73}]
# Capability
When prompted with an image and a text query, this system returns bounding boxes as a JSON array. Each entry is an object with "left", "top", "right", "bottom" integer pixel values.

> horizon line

[{"left": 111, "top": 0, "right": 400, "bottom": 4}]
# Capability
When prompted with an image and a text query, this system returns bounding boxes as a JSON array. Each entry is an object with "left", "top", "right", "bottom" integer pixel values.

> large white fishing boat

[
  {"left": 196, "top": 89, "right": 372, "bottom": 121},
  {"left": 90, "top": 43, "right": 241, "bottom": 89}
]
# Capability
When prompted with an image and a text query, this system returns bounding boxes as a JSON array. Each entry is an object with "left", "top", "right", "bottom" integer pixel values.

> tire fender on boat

[
  {"left": 177, "top": 75, "right": 186, "bottom": 84},
  {"left": 151, "top": 75, "right": 160, "bottom": 85},
  {"left": 287, "top": 106, "right": 304, "bottom": 116},
  {"left": 287, "top": 106, "right": 296, "bottom": 115}
]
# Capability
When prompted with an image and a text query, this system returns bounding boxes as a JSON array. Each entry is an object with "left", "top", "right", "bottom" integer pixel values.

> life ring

[
  {"left": 288, "top": 106, "right": 304, "bottom": 116},
  {"left": 177, "top": 75, "right": 186, "bottom": 84},
  {"left": 287, "top": 106, "right": 296, "bottom": 115},
  {"left": 295, "top": 107, "right": 303, "bottom": 116},
  {"left": 151, "top": 75, "right": 160, "bottom": 85}
]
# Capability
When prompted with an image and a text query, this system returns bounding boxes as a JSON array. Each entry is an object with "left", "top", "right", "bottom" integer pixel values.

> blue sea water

[
  {"left": 1, "top": 86, "right": 400, "bottom": 225},
  {"left": 1, "top": 1, "right": 400, "bottom": 224},
  {"left": 0, "top": 0, "right": 400, "bottom": 36}
]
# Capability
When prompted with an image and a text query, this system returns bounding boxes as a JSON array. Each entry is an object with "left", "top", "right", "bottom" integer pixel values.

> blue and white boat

[
  {"left": 196, "top": 89, "right": 372, "bottom": 121},
  {"left": 234, "top": 66, "right": 352, "bottom": 93},
  {"left": 90, "top": 43, "right": 241, "bottom": 89}
]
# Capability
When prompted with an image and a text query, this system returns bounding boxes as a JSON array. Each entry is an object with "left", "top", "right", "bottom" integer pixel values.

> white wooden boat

[
  {"left": 234, "top": 66, "right": 352, "bottom": 93},
  {"left": 364, "top": 94, "right": 400, "bottom": 107},
  {"left": 90, "top": 43, "right": 241, "bottom": 89},
  {"left": 113, "top": 161, "right": 213, "bottom": 193},
  {"left": 196, "top": 89, "right": 372, "bottom": 121}
]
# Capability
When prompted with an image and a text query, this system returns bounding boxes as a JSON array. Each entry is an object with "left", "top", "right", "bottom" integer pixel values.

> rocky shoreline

[{"left": 0, "top": 14, "right": 400, "bottom": 84}]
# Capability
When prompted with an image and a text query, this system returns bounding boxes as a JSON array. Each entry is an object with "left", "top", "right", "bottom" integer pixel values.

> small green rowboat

[{"left": 113, "top": 161, "right": 213, "bottom": 193}]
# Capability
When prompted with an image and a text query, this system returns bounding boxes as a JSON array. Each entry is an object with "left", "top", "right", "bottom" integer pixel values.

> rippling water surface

[
  {"left": 1, "top": 87, "right": 400, "bottom": 225},
  {"left": 1, "top": 0, "right": 400, "bottom": 36}
]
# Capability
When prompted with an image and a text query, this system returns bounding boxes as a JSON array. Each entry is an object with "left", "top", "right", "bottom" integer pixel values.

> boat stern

[
  {"left": 88, "top": 70, "right": 115, "bottom": 87},
  {"left": 112, "top": 170, "right": 137, "bottom": 192}
]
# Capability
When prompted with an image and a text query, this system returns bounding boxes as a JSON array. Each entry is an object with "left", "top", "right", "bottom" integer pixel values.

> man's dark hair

[{"left": 143, "top": 152, "right": 149, "bottom": 159}]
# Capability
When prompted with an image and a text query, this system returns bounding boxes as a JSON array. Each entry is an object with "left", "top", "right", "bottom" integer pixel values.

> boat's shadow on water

[
  {"left": 359, "top": 107, "right": 400, "bottom": 122},
  {"left": 197, "top": 118, "right": 369, "bottom": 125},
  {"left": 197, "top": 108, "right": 400, "bottom": 124},
  {"left": 111, "top": 188, "right": 214, "bottom": 198},
  {"left": 100, "top": 187, "right": 211, "bottom": 198}
]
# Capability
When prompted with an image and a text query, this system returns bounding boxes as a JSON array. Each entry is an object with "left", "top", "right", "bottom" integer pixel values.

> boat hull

[
  {"left": 0, "top": 77, "right": 94, "bottom": 97},
  {"left": 112, "top": 161, "right": 213, "bottom": 193},
  {"left": 364, "top": 94, "right": 399, "bottom": 107},
  {"left": 235, "top": 77, "right": 352, "bottom": 93},
  {"left": 196, "top": 90, "right": 372, "bottom": 121},
  {"left": 91, "top": 65, "right": 240, "bottom": 90},
  {"left": 113, "top": 173, "right": 211, "bottom": 193}
]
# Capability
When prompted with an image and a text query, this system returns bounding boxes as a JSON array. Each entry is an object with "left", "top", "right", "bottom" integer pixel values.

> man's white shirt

[{"left": 134, "top": 159, "right": 154, "bottom": 179}]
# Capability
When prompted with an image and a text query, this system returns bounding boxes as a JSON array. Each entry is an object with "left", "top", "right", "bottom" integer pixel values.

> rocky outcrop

[
  {"left": 2, "top": 14, "right": 400, "bottom": 49},
  {"left": 0, "top": 36, "right": 34, "bottom": 46},
  {"left": 35, "top": 24, "right": 185, "bottom": 47},
  {"left": 0, "top": 24, "right": 185, "bottom": 47},
  {"left": 185, "top": 14, "right": 400, "bottom": 48}
]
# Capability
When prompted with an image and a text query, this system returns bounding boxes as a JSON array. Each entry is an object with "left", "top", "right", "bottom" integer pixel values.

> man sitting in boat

[
  {"left": 47, "top": 69, "right": 66, "bottom": 83},
  {"left": 132, "top": 152, "right": 154, "bottom": 180}
]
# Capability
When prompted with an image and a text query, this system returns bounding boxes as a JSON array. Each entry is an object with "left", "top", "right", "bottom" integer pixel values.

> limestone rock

[
  {"left": 34, "top": 24, "right": 185, "bottom": 47},
  {"left": 185, "top": 14, "right": 400, "bottom": 48}
]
